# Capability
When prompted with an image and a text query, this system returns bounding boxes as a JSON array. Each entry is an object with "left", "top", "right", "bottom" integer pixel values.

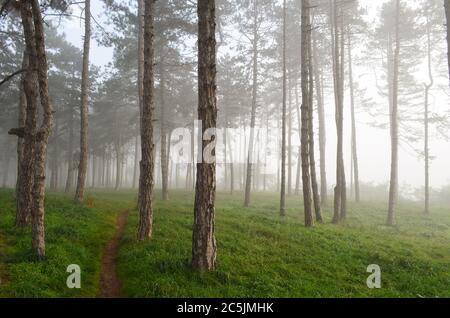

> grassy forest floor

[{"left": 0, "top": 189, "right": 450, "bottom": 298}]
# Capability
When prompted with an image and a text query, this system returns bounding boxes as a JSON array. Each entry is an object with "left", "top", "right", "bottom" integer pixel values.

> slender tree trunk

[
  {"left": 424, "top": 8, "right": 434, "bottom": 215},
  {"left": 137, "top": 0, "right": 155, "bottom": 241},
  {"left": 307, "top": 24, "right": 322, "bottom": 223},
  {"left": 192, "top": 0, "right": 217, "bottom": 271},
  {"left": 160, "top": 65, "right": 169, "bottom": 201},
  {"left": 29, "top": 0, "right": 54, "bottom": 258},
  {"left": 295, "top": 79, "right": 301, "bottom": 196},
  {"left": 114, "top": 135, "right": 122, "bottom": 191},
  {"left": 287, "top": 76, "right": 293, "bottom": 196},
  {"left": 14, "top": 48, "right": 31, "bottom": 226},
  {"left": 227, "top": 129, "right": 234, "bottom": 194},
  {"left": 301, "top": 0, "right": 314, "bottom": 228},
  {"left": 338, "top": 9, "right": 347, "bottom": 222},
  {"left": 74, "top": 0, "right": 91, "bottom": 203},
  {"left": 331, "top": 0, "right": 342, "bottom": 224},
  {"left": 244, "top": 0, "right": 259, "bottom": 207},
  {"left": 50, "top": 131, "right": 58, "bottom": 191},
  {"left": 135, "top": 0, "right": 144, "bottom": 194},
  {"left": 65, "top": 105, "right": 74, "bottom": 193},
  {"left": 387, "top": 0, "right": 400, "bottom": 226},
  {"left": 280, "top": 0, "right": 287, "bottom": 217},
  {"left": 312, "top": 30, "right": 327, "bottom": 206},
  {"left": 348, "top": 32, "right": 360, "bottom": 203}
]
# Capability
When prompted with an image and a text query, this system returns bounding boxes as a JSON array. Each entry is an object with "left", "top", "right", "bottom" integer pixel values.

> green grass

[
  {"left": 1, "top": 189, "right": 450, "bottom": 298},
  {"left": 118, "top": 191, "right": 450, "bottom": 298},
  {"left": 0, "top": 189, "right": 135, "bottom": 298}
]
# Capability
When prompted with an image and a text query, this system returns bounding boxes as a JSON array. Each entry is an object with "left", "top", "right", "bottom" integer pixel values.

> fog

[{"left": 1, "top": 0, "right": 449, "bottom": 202}]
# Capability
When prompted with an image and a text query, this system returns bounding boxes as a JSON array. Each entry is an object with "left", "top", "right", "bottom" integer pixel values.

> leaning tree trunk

[
  {"left": 301, "top": 0, "right": 314, "bottom": 228},
  {"left": 280, "top": 0, "right": 287, "bottom": 217},
  {"left": 29, "top": 0, "right": 54, "bottom": 258},
  {"left": 244, "top": 0, "right": 259, "bottom": 208},
  {"left": 192, "top": 0, "right": 217, "bottom": 271},
  {"left": 74, "top": 0, "right": 91, "bottom": 203},
  {"left": 137, "top": 0, "right": 155, "bottom": 241}
]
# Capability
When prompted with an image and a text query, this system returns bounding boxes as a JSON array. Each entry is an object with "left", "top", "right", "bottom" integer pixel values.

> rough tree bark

[
  {"left": 301, "top": 0, "right": 314, "bottom": 228},
  {"left": 74, "top": 0, "right": 91, "bottom": 203},
  {"left": 29, "top": 0, "right": 54, "bottom": 258},
  {"left": 14, "top": 47, "right": 33, "bottom": 227},
  {"left": 137, "top": 0, "right": 155, "bottom": 241},
  {"left": 280, "top": 0, "right": 287, "bottom": 217},
  {"left": 192, "top": 0, "right": 217, "bottom": 271},
  {"left": 387, "top": 0, "right": 400, "bottom": 226}
]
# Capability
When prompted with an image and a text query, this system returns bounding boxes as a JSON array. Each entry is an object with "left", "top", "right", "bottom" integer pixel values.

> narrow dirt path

[{"left": 98, "top": 209, "right": 129, "bottom": 298}]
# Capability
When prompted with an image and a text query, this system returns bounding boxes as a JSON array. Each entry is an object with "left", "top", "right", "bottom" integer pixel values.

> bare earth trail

[{"left": 98, "top": 209, "right": 129, "bottom": 298}]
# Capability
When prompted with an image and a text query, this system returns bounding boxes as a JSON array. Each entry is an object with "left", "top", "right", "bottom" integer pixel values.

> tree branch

[{"left": 0, "top": 69, "right": 26, "bottom": 88}]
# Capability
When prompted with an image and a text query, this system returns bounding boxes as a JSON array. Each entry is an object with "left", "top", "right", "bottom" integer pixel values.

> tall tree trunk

[
  {"left": 295, "top": 79, "right": 301, "bottom": 196},
  {"left": 16, "top": 3, "right": 39, "bottom": 228},
  {"left": 312, "top": 30, "right": 327, "bottom": 206},
  {"left": 347, "top": 32, "right": 360, "bottom": 203},
  {"left": 137, "top": 0, "right": 155, "bottom": 241},
  {"left": 135, "top": 0, "right": 144, "bottom": 194},
  {"left": 280, "top": 0, "right": 287, "bottom": 217},
  {"left": 14, "top": 48, "right": 31, "bottom": 226},
  {"left": 192, "top": 0, "right": 217, "bottom": 271},
  {"left": 159, "top": 60, "right": 169, "bottom": 201},
  {"left": 331, "top": 0, "right": 346, "bottom": 224},
  {"left": 244, "top": 0, "right": 259, "bottom": 207},
  {"left": 74, "top": 0, "right": 91, "bottom": 203},
  {"left": 301, "top": 0, "right": 314, "bottom": 228},
  {"left": 338, "top": 8, "right": 347, "bottom": 222},
  {"left": 424, "top": 7, "right": 434, "bottom": 215},
  {"left": 29, "top": 0, "right": 54, "bottom": 258},
  {"left": 387, "top": 0, "right": 401, "bottom": 226},
  {"left": 308, "top": 23, "right": 322, "bottom": 223}
]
